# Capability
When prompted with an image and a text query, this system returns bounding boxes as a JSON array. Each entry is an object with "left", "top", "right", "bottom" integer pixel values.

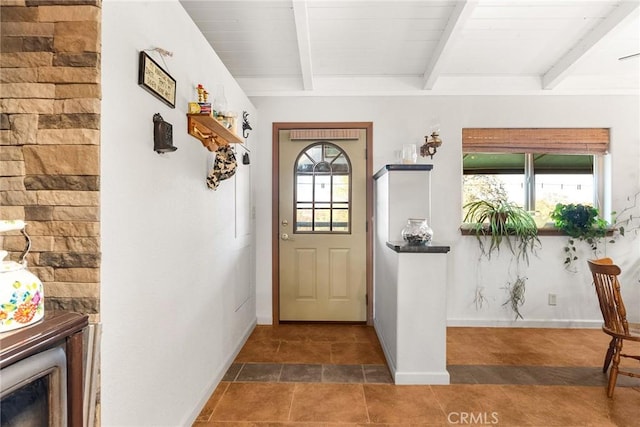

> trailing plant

[
  {"left": 463, "top": 199, "right": 540, "bottom": 265},
  {"left": 474, "top": 286, "right": 487, "bottom": 310},
  {"left": 502, "top": 276, "right": 526, "bottom": 320},
  {"left": 550, "top": 203, "right": 608, "bottom": 269},
  {"left": 610, "top": 192, "right": 640, "bottom": 242}
]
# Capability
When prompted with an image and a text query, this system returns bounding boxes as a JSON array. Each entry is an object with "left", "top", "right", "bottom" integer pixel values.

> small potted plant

[
  {"left": 463, "top": 199, "right": 540, "bottom": 264},
  {"left": 550, "top": 203, "right": 608, "bottom": 269}
]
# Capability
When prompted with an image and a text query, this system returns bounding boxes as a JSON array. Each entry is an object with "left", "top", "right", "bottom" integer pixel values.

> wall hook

[{"left": 242, "top": 111, "right": 252, "bottom": 139}]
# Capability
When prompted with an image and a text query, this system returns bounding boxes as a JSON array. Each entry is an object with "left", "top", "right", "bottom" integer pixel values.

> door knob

[{"left": 281, "top": 233, "right": 289, "bottom": 241}]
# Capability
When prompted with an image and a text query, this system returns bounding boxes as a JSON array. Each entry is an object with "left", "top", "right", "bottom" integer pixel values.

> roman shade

[
  {"left": 462, "top": 128, "right": 610, "bottom": 154},
  {"left": 290, "top": 129, "right": 360, "bottom": 140}
]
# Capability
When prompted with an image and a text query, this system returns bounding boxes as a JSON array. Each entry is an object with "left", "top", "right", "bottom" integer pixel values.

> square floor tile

[
  {"left": 222, "top": 363, "right": 243, "bottom": 381},
  {"left": 434, "top": 383, "right": 533, "bottom": 426},
  {"left": 431, "top": 383, "right": 502, "bottom": 413},
  {"left": 235, "top": 339, "right": 280, "bottom": 363},
  {"left": 331, "top": 342, "right": 385, "bottom": 364},
  {"left": 363, "top": 384, "right": 445, "bottom": 424},
  {"left": 530, "top": 366, "right": 605, "bottom": 386},
  {"left": 447, "top": 365, "right": 479, "bottom": 384},
  {"left": 496, "top": 385, "right": 618, "bottom": 426},
  {"left": 280, "top": 364, "right": 323, "bottom": 382},
  {"left": 322, "top": 364, "right": 364, "bottom": 383},
  {"left": 363, "top": 365, "right": 393, "bottom": 384},
  {"left": 278, "top": 341, "right": 332, "bottom": 363},
  {"left": 289, "top": 383, "right": 369, "bottom": 423},
  {"left": 211, "top": 383, "right": 295, "bottom": 422},
  {"left": 466, "top": 365, "right": 540, "bottom": 385},
  {"left": 236, "top": 363, "right": 282, "bottom": 382},
  {"left": 606, "top": 386, "right": 640, "bottom": 426},
  {"left": 299, "top": 324, "right": 358, "bottom": 342}
]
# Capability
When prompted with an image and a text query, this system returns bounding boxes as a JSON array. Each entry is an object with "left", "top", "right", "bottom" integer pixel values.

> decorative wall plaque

[{"left": 138, "top": 51, "right": 176, "bottom": 108}]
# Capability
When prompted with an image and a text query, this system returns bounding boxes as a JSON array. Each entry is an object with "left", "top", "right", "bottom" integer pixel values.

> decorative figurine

[
  {"left": 197, "top": 84, "right": 205, "bottom": 102},
  {"left": 420, "top": 131, "right": 443, "bottom": 159},
  {"left": 194, "top": 84, "right": 211, "bottom": 115}
]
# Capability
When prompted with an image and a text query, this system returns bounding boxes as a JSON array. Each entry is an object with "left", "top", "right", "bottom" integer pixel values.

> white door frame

[{"left": 272, "top": 122, "right": 374, "bottom": 325}]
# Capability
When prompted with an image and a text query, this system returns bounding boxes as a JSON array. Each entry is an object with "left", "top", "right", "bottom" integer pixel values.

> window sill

[{"left": 459, "top": 224, "right": 614, "bottom": 237}]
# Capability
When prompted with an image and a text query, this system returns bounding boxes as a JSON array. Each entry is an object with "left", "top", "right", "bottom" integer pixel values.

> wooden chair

[{"left": 587, "top": 257, "right": 640, "bottom": 397}]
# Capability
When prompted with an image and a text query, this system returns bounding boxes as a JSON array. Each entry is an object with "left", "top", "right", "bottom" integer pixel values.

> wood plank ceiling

[{"left": 180, "top": 0, "right": 640, "bottom": 96}]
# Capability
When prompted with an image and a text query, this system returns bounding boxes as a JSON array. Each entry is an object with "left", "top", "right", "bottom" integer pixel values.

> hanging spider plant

[
  {"left": 503, "top": 276, "right": 527, "bottom": 320},
  {"left": 463, "top": 199, "right": 540, "bottom": 264}
]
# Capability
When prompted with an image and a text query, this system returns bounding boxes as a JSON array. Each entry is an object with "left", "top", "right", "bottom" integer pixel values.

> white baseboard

[
  {"left": 185, "top": 318, "right": 257, "bottom": 426},
  {"left": 446, "top": 318, "right": 602, "bottom": 328},
  {"left": 394, "top": 371, "right": 450, "bottom": 385},
  {"left": 256, "top": 315, "right": 273, "bottom": 325},
  {"left": 373, "top": 318, "right": 396, "bottom": 379},
  {"left": 374, "top": 319, "right": 450, "bottom": 385}
]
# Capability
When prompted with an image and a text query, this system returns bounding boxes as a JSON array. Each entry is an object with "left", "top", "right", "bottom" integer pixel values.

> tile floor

[{"left": 194, "top": 325, "right": 640, "bottom": 426}]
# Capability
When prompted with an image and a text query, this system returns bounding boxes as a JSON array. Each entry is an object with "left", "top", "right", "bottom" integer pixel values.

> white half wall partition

[{"left": 373, "top": 165, "right": 450, "bottom": 384}]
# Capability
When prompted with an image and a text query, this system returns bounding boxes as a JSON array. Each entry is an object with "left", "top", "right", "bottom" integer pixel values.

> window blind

[
  {"left": 462, "top": 128, "right": 609, "bottom": 154},
  {"left": 290, "top": 129, "right": 360, "bottom": 140}
]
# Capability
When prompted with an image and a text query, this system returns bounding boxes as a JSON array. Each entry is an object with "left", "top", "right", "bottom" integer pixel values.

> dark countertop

[
  {"left": 386, "top": 241, "right": 451, "bottom": 253},
  {"left": 373, "top": 164, "right": 433, "bottom": 180}
]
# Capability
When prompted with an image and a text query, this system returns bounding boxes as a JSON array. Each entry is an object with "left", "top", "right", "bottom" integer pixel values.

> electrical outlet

[{"left": 548, "top": 293, "right": 557, "bottom": 306}]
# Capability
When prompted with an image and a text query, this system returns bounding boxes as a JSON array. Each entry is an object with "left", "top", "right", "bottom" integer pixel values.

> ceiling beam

[
  {"left": 542, "top": 1, "right": 640, "bottom": 90},
  {"left": 422, "top": 0, "right": 477, "bottom": 90},
  {"left": 292, "top": 0, "right": 314, "bottom": 91}
]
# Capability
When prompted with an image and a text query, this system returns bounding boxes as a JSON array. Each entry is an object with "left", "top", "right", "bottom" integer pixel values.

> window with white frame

[{"left": 462, "top": 128, "right": 609, "bottom": 225}]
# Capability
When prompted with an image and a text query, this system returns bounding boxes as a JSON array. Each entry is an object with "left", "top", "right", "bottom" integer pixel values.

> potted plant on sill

[
  {"left": 550, "top": 203, "right": 608, "bottom": 270},
  {"left": 463, "top": 199, "right": 540, "bottom": 320},
  {"left": 463, "top": 199, "right": 540, "bottom": 264}
]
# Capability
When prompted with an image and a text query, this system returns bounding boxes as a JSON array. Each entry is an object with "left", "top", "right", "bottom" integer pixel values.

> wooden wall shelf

[{"left": 187, "top": 114, "right": 244, "bottom": 152}]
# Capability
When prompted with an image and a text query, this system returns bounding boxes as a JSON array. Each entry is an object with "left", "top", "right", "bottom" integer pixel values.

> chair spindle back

[{"left": 587, "top": 258, "right": 629, "bottom": 336}]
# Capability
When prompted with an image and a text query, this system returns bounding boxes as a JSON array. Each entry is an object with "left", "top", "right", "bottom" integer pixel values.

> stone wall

[{"left": 0, "top": 0, "right": 101, "bottom": 322}]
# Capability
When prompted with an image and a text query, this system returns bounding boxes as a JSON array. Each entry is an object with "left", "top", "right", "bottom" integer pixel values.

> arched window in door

[{"left": 294, "top": 142, "right": 351, "bottom": 233}]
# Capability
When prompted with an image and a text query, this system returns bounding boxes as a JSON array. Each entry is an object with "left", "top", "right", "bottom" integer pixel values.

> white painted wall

[
  {"left": 253, "top": 95, "right": 640, "bottom": 326},
  {"left": 101, "top": 1, "right": 257, "bottom": 425}
]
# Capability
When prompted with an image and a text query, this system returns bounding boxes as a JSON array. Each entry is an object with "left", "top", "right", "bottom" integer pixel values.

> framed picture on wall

[{"left": 138, "top": 51, "right": 176, "bottom": 108}]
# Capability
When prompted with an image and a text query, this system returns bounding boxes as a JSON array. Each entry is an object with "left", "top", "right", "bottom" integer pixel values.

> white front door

[{"left": 278, "top": 129, "right": 368, "bottom": 321}]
